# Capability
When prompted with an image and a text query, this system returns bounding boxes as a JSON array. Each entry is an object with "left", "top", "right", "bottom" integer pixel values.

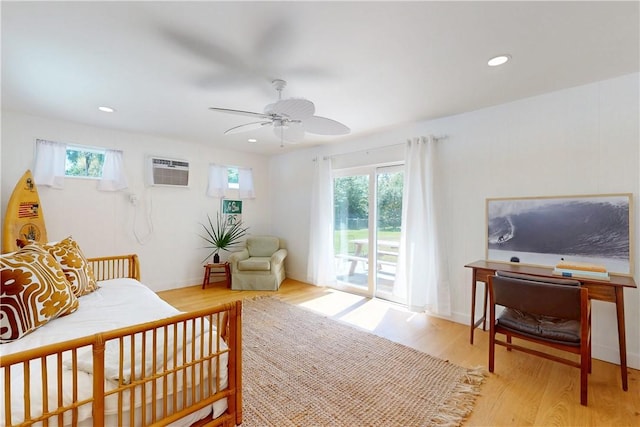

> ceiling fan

[{"left": 209, "top": 79, "right": 350, "bottom": 146}]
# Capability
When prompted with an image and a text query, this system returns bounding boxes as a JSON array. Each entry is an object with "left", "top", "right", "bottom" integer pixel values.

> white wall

[
  {"left": 269, "top": 73, "right": 640, "bottom": 369},
  {"left": 1, "top": 111, "right": 272, "bottom": 291}
]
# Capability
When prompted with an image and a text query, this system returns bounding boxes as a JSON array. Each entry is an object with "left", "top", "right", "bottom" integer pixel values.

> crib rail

[
  {"left": 1, "top": 301, "right": 242, "bottom": 427},
  {"left": 87, "top": 254, "right": 140, "bottom": 281}
]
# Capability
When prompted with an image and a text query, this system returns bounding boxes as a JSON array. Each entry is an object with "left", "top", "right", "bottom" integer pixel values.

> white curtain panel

[
  {"left": 238, "top": 167, "right": 255, "bottom": 199},
  {"left": 395, "top": 136, "right": 451, "bottom": 314},
  {"left": 307, "top": 156, "right": 337, "bottom": 286},
  {"left": 97, "top": 149, "right": 128, "bottom": 191},
  {"left": 33, "top": 139, "right": 67, "bottom": 189},
  {"left": 207, "top": 164, "right": 228, "bottom": 197}
]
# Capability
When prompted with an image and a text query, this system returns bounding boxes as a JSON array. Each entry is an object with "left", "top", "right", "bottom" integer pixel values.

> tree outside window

[{"left": 65, "top": 146, "right": 105, "bottom": 178}]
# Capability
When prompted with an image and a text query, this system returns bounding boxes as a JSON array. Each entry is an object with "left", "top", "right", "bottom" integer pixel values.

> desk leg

[
  {"left": 615, "top": 287, "right": 628, "bottom": 391},
  {"left": 470, "top": 280, "right": 477, "bottom": 344},
  {"left": 470, "top": 275, "right": 488, "bottom": 345},
  {"left": 482, "top": 283, "right": 488, "bottom": 331}
]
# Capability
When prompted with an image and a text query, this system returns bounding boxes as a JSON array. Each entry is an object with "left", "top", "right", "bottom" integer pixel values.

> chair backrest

[
  {"left": 246, "top": 236, "right": 280, "bottom": 257},
  {"left": 492, "top": 271, "right": 583, "bottom": 320}
]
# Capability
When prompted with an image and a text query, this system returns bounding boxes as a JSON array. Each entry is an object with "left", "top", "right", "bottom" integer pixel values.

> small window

[
  {"left": 228, "top": 167, "right": 239, "bottom": 189},
  {"left": 65, "top": 145, "right": 105, "bottom": 178}
]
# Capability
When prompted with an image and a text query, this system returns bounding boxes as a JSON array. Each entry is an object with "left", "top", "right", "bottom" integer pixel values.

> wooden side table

[{"left": 202, "top": 262, "right": 231, "bottom": 289}]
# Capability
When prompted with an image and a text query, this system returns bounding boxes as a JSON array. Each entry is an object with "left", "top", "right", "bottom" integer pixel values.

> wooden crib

[{"left": 1, "top": 255, "right": 242, "bottom": 427}]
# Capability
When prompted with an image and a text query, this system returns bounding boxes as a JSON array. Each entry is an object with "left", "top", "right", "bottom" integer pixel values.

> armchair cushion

[{"left": 238, "top": 257, "right": 271, "bottom": 271}]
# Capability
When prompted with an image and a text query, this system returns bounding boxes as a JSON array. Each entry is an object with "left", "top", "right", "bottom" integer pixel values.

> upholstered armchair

[{"left": 228, "top": 235, "right": 287, "bottom": 291}]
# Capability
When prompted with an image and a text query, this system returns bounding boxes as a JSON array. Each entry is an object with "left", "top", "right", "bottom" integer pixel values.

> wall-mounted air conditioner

[{"left": 146, "top": 156, "right": 190, "bottom": 187}]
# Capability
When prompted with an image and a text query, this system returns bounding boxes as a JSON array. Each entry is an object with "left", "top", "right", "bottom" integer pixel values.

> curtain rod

[{"left": 320, "top": 135, "right": 448, "bottom": 161}]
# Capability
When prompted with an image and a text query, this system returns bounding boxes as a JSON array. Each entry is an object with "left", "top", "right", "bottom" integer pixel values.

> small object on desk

[
  {"left": 202, "top": 262, "right": 231, "bottom": 289},
  {"left": 553, "top": 260, "right": 609, "bottom": 281}
]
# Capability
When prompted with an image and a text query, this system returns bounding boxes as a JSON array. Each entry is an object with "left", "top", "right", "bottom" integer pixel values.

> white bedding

[{"left": 0, "top": 278, "right": 229, "bottom": 427}]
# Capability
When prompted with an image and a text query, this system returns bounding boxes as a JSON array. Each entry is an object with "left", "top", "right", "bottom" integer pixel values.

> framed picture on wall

[
  {"left": 221, "top": 199, "right": 242, "bottom": 226},
  {"left": 486, "top": 193, "right": 633, "bottom": 275},
  {"left": 222, "top": 199, "right": 242, "bottom": 214}
]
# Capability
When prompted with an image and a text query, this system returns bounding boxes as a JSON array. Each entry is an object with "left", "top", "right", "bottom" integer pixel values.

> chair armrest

[
  {"left": 228, "top": 250, "right": 249, "bottom": 273},
  {"left": 271, "top": 248, "right": 288, "bottom": 264},
  {"left": 229, "top": 249, "right": 249, "bottom": 263}
]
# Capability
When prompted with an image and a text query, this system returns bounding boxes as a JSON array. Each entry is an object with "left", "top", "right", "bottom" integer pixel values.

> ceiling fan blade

[
  {"left": 274, "top": 122, "right": 305, "bottom": 143},
  {"left": 267, "top": 98, "right": 315, "bottom": 120},
  {"left": 162, "top": 28, "right": 246, "bottom": 70},
  {"left": 304, "top": 116, "right": 351, "bottom": 135},
  {"left": 224, "top": 121, "right": 272, "bottom": 135},
  {"left": 209, "top": 107, "right": 270, "bottom": 119}
]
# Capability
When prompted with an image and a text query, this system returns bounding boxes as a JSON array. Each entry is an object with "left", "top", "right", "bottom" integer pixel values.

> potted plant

[{"left": 199, "top": 212, "right": 249, "bottom": 264}]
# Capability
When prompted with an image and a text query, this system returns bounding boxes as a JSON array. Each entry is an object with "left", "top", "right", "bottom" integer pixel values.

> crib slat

[{"left": 4, "top": 362, "right": 12, "bottom": 426}]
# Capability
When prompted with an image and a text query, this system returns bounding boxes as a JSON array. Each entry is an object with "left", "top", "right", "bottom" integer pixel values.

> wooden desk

[
  {"left": 465, "top": 260, "right": 636, "bottom": 391},
  {"left": 202, "top": 262, "right": 230, "bottom": 289}
]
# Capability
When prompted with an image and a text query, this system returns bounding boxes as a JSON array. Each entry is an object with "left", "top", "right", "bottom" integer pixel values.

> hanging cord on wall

[{"left": 131, "top": 187, "right": 154, "bottom": 245}]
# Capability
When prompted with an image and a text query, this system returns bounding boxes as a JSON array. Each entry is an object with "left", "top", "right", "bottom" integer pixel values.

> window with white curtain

[
  {"left": 33, "top": 139, "right": 128, "bottom": 191},
  {"left": 207, "top": 164, "right": 255, "bottom": 199}
]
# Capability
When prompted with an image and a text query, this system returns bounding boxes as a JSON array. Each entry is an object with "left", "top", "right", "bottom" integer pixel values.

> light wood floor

[{"left": 158, "top": 279, "right": 640, "bottom": 426}]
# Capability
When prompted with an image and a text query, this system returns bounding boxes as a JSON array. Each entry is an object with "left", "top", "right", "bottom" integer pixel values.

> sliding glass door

[
  {"left": 333, "top": 165, "right": 404, "bottom": 303},
  {"left": 334, "top": 171, "right": 371, "bottom": 293},
  {"left": 373, "top": 166, "right": 403, "bottom": 302}
]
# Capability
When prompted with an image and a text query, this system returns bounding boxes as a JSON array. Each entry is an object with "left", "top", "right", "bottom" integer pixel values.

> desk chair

[{"left": 488, "top": 271, "right": 591, "bottom": 405}]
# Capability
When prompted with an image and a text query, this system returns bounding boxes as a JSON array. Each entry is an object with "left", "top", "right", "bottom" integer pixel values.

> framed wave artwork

[{"left": 486, "top": 193, "right": 633, "bottom": 275}]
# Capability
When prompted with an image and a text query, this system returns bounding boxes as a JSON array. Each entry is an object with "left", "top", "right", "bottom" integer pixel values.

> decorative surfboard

[{"left": 2, "top": 170, "right": 48, "bottom": 253}]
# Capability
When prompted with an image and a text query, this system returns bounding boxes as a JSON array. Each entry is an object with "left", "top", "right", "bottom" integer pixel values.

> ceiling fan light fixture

[
  {"left": 273, "top": 119, "right": 289, "bottom": 129},
  {"left": 488, "top": 54, "right": 511, "bottom": 67},
  {"left": 209, "top": 79, "right": 350, "bottom": 144}
]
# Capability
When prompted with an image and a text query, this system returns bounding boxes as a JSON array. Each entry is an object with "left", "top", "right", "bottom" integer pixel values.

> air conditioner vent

[{"left": 147, "top": 156, "right": 189, "bottom": 187}]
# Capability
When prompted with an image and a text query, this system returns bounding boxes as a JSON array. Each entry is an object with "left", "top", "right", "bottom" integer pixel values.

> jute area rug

[{"left": 241, "top": 297, "right": 485, "bottom": 427}]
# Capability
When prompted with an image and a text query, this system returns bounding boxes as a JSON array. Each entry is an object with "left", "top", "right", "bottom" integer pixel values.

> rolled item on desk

[
  {"left": 552, "top": 268, "right": 610, "bottom": 281},
  {"left": 555, "top": 261, "right": 607, "bottom": 273}
]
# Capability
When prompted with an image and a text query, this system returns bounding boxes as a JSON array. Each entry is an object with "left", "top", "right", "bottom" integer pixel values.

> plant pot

[{"left": 213, "top": 253, "right": 220, "bottom": 264}]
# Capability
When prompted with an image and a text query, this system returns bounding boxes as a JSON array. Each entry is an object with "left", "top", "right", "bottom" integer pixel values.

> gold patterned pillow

[
  {"left": 40, "top": 237, "right": 98, "bottom": 297},
  {"left": 1, "top": 245, "right": 79, "bottom": 343}
]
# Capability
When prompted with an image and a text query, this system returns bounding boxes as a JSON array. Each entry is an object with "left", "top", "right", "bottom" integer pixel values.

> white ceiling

[{"left": 2, "top": 1, "right": 639, "bottom": 155}]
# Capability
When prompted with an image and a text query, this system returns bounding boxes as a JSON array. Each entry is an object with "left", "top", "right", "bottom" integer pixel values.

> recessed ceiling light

[
  {"left": 248, "top": 138, "right": 257, "bottom": 143},
  {"left": 487, "top": 54, "right": 511, "bottom": 67},
  {"left": 98, "top": 106, "right": 115, "bottom": 113}
]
